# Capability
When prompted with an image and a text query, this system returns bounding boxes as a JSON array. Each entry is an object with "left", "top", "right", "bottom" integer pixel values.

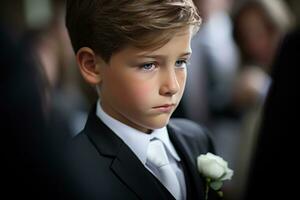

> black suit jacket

[{"left": 64, "top": 106, "right": 220, "bottom": 200}]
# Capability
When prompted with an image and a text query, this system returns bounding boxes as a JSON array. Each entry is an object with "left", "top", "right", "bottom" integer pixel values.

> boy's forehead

[
  {"left": 127, "top": 28, "right": 193, "bottom": 56},
  {"left": 104, "top": 26, "right": 194, "bottom": 64}
]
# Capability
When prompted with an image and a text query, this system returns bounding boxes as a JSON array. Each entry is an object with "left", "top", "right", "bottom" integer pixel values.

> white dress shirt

[{"left": 96, "top": 101, "right": 186, "bottom": 199}]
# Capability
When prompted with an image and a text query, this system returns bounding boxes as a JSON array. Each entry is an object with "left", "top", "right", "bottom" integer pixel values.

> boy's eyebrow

[{"left": 136, "top": 52, "right": 192, "bottom": 59}]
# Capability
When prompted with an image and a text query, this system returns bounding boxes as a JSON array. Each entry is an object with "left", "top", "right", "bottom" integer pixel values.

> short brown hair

[{"left": 66, "top": 0, "right": 201, "bottom": 62}]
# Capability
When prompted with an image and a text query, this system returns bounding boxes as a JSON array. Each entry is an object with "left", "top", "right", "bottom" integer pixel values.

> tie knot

[{"left": 147, "top": 139, "right": 170, "bottom": 168}]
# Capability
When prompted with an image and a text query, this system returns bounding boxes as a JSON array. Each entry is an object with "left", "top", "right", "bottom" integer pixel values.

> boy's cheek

[{"left": 130, "top": 85, "right": 153, "bottom": 101}]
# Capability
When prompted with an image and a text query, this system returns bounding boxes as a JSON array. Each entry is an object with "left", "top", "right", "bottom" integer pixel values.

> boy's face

[{"left": 98, "top": 27, "right": 193, "bottom": 133}]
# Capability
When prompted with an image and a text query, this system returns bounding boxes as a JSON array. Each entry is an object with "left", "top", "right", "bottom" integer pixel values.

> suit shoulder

[
  {"left": 168, "top": 118, "right": 215, "bottom": 151},
  {"left": 169, "top": 118, "right": 209, "bottom": 138},
  {"left": 68, "top": 130, "right": 89, "bottom": 148},
  {"left": 65, "top": 130, "right": 99, "bottom": 161}
]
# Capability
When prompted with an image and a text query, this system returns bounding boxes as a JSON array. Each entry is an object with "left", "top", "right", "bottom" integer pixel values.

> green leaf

[
  {"left": 210, "top": 181, "right": 223, "bottom": 190},
  {"left": 218, "top": 191, "right": 223, "bottom": 197}
]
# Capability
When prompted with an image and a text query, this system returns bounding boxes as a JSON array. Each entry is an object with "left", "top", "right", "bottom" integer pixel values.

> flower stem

[{"left": 205, "top": 178, "right": 210, "bottom": 200}]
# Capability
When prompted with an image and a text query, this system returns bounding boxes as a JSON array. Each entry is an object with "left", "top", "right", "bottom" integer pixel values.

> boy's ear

[{"left": 76, "top": 47, "right": 104, "bottom": 85}]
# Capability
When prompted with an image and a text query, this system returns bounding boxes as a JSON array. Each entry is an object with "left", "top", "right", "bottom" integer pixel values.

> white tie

[{"left": 146, "top": 139, "right": 181, "bottom": 200}]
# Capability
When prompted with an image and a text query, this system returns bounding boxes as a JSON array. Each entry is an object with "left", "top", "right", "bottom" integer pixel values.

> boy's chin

[{"left": 145, "top": 116, "right": 171, "bottom": 130}]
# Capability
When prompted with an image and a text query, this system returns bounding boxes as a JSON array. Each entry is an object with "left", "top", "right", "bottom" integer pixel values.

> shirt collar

[{"left": 96, "top": 100, "right": 181, "bottom": 164}]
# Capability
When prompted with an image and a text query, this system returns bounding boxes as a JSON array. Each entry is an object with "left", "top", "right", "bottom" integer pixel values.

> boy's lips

[{"left": 152, "top": 103, "right": 176, "bottom": 113}]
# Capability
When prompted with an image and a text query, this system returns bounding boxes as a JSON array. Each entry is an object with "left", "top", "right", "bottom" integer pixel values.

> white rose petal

[
  {"left": 197, "top": 157, "right": 224, "bottom": 179},
  {"left": 197, "top": 153, "right": 233, "bottom": 181},
  {"left": 221, "top": 168, "right": 234, "bottom": 181}
]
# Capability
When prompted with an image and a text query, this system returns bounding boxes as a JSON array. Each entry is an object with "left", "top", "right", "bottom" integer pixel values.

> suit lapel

[
  {"left": 84, "top": 107, "right": 174, "bottom": 200},
  {"left": 110, "top": 143, "right": 174, "bottom": 200},
  {"left": 167, "top": 124, "right": 206, "bottom": 200}
]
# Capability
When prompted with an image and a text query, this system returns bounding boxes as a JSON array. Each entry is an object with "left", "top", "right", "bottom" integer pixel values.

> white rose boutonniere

[{"left": 197, "top": 152, "right": 233, "bottom": 200}]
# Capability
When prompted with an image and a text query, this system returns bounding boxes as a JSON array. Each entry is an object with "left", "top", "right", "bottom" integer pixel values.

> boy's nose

[{"left": 159, "top": 69, "right": 180, "bottom": 96}]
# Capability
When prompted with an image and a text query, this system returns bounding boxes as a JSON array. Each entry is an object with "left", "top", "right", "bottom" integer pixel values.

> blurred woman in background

[{"left": 230, "top": 1, "right": 295, "bottom": 199}]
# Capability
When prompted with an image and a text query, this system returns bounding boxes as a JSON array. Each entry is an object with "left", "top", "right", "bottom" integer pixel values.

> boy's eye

[
  {"left": 140, "top": 63, "right": 156, "bottom": 71},
  {"left": 175, "top": 59, "right": 188, "bottom": 68}
]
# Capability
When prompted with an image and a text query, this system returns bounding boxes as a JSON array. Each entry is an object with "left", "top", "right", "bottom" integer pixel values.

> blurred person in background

[
  {"left": 0, "top": 22, "right": 71, "bottom": 199},
  {"left": 1, "top": 0, "right": 89, "bottom": 198},
  {"left": 232, "top": 0, "right": 294, "bottom": 110},
  {"left": 230, "top": 0, "right": 295, "bottom": 199},
  {"left": 244, "top": 26, "right": 300, "bottom": 200},
  {"left": 21, "top": 0, "right": 95, "bottom": 136}
]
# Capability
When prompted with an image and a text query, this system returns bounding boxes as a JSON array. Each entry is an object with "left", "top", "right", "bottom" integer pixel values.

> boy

[{"left": 64, "top": 0, "right": 220, "bottom": 200}]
